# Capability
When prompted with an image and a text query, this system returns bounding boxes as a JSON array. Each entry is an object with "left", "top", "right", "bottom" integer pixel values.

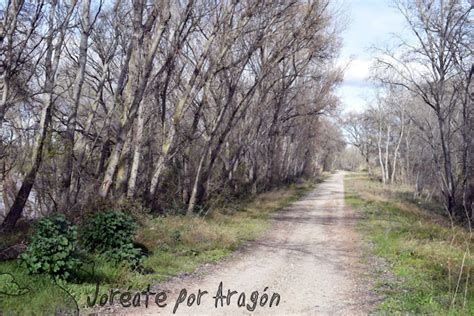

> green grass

[
  {"left": 0, "top": 181, "right": 313, "bottom": 314},
  {"left": 345, "top": 172, "right": 473, "bottom": 315}
]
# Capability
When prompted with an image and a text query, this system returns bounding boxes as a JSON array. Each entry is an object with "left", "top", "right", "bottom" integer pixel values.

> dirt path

[{"left": 115, "top": 171, "right": 372, "bottom": 315}]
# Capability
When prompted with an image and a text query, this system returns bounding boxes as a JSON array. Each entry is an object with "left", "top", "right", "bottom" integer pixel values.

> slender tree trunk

[
  {"left": 460, "top": 65, "right": 473, "bottom": 225},
  {"left": 186, "top": 143, "right": 210, "bottom": 216},
  {"left": 377, "top": 114, "right": 386, "bottom": 184},
  {"left": 0, "top": 79, "right": 10, "bottom": 131},
  {"left": 250, "top": 153, "right": 258, "bottom": 195},
  {"left": 182, "top": 156, "right": 190, "bottom": 204},
  {"left": 114, "top": 133, "right": 132, "bottom": 196},
  {"left": 148, "top": 147, "right": 170, "bottom": 201},
  {"left": 404, "top": 121, "right": 412, "bottom": 184},
  {"left": 391, "top": 110, "right": 404, "bottom": 183},
  {"left": 0, "top": 0, "right": 22, "bottom": 129},
  {"left": 384, "top": 124, "right": 391, "bottom": 183},
  {"left": 437, "top": 114, "right": 456, "bottom": 215},
  {"left": 127, "top": 101, "right": 145, "bottom": 198},
  {"left": 59, "top": 0, "right": 91, "bottom": 210}
]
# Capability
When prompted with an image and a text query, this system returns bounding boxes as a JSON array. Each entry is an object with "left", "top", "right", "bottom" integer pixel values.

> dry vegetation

[{"left": 0, "top": 180, "right": 314, "bottom": 313}]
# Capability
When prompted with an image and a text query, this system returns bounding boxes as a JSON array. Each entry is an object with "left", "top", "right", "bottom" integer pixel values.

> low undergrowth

[
  {"left": 345, "top": 172, "right": 473, "bottom": 315},
  {"left": 0, "top": 181, "right": 313, "bottom": 314}
]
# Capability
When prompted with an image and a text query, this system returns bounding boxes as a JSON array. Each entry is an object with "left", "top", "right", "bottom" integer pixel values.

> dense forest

[{"left": 1, "top": 0, "right": 345, "bottom": 231}]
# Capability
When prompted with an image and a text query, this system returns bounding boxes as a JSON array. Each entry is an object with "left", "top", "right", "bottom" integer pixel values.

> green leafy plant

[
  {"left": 21, "top": 214, "right": 80, "bottom": 280},
  {"left": 80, "top": 211, "right": 142, "bottom": 267},
  {"left": 103, "top": 243, "right": 143, "bottom": 269}
]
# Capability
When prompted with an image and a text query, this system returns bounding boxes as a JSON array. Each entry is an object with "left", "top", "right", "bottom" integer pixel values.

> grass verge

[
  {"left": 345, "top": 172, "right": 473, "bottom": 315},
  {"left": 0, "top": 180, "right": 314, "bottom": 314}
]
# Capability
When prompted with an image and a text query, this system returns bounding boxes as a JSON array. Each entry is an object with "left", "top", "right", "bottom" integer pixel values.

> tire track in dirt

[{"left": 102, "top": 171, "right": 373, "bottom": 315}]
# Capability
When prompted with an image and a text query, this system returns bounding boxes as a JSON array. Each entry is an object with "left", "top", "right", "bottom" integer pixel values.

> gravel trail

[{"left": 115, "top": 171, "right": 371, "bottom": 315}]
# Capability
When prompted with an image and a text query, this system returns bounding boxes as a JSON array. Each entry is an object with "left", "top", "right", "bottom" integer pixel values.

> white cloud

[
  {"left": 338, "top": 58, "right": 372, "bottom": 87},
  {"left": 336, "top": 0, "right": 410, "bottom": 113},
  {"left": 337, "top": 83, "right": 374, "bottom": 114}
]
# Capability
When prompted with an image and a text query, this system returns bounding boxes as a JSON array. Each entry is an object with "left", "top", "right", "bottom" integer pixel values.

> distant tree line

[{"left": 342, "top": 0, "right": 472, "bottom": 223}]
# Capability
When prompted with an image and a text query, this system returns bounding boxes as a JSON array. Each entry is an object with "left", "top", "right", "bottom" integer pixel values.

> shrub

[
  {"left": 80, "top": 211, "right": 142, "bottom": 267},
  {"left": 21, "top": 214, "right": 80, "bottom": 280},
  {"left": 103, "top": 243, "right": 143, "bottom": 268}
]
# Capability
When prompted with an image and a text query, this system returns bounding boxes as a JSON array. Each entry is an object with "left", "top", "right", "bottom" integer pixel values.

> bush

[
  {"left": 103, "top": 243, "right": 143, "bottom": 268},
  {"left": 80, "top": 211, "right": 142, "bottom": 267},
  {"left": 21, "top": 214, "right": 80, "bottom": 280}
]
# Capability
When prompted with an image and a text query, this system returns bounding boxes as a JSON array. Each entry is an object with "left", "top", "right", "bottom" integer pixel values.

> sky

[{"left": 337, "top": 0, "right": 408, "bottom": 113}]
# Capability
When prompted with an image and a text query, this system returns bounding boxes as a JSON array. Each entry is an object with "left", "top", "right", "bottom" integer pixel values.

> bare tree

[
  {"left": 1, "top": 0, "right": 344, "bottom": 229},
  {"left": 2, "top": 0, "right": 78, "bottom": 231},
  {"left": 373, "top": 0, "right": 472, "bottom": 218}
]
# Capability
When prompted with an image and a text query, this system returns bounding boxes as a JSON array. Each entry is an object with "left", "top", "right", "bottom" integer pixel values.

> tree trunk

[
  {"left": 391, "top": 110, "right": 404, "bottom": 183},
  {"left": 127, "top": 101, "right": 145, "bottom": 198},
  {"left": 148, "top": 150, "right": 169, "bottom": 202},
  {"left": 1, "top": 0, "right": 64, "bottom": 231},
  {"left": 59, "top": 0, "right": 91, "bottom": 211},
  {"left": 437, "top": 114, "right": 456, "bottom": 215},
  {"left": 0, "top": 0, "right": 22, "bottom": 129},
  {"left": 99, "top": 10, "right": 170, "bottom": 198},
  {"left": 186, "top": 143, "right": 210, "bottom": 216},
  {"left": 377, "top": 113, "right": 386, "bottom": 184},
  {"left": 384, "top": 124, "right": 391, "bottom": 183}
]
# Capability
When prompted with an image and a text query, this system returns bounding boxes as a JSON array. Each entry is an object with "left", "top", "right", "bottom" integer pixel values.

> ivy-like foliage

[
  {"left": 80, "top": 211, "right": 142, "bottom": 268},
  {"left": 21, "top": 214, "right": 80, "bottom": 280}
]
